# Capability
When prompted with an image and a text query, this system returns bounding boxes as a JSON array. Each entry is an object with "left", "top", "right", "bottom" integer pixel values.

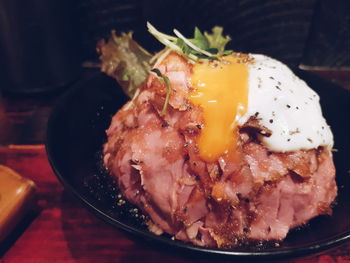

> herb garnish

[
  {"left": 151, "top": 68, "right": 172, "bottom": 116},
  {"left": 147, "top": 22, "right": 232, "bottom": 63}
]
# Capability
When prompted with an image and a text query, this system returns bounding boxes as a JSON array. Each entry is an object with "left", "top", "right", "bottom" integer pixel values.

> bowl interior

[{"left": 46, "top": 72, "right": 350, "bottom": 258}]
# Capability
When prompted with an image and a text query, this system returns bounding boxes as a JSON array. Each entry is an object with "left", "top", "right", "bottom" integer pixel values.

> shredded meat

[{"left": 103, "top": 52, "right": 337, "bottom": 247}]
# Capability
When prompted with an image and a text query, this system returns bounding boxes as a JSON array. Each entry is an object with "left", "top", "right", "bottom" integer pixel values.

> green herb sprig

[
  {"left": 150, "top": 68, "right": 172, "bottom": 116},
  {"left": 147, "top": 22, "right": 232, "bottom": 63}
]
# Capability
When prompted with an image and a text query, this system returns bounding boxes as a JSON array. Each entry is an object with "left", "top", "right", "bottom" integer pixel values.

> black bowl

[{"left": 46, "top": 71, "right": 350, "bottom": 259}]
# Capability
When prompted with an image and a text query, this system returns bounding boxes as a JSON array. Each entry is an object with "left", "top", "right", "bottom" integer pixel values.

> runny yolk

[{"left": 189, "top": 55, "right": 249, "bottom": 163}]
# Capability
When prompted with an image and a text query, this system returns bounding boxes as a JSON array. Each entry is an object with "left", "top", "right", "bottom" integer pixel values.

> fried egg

[{"left": 189, "top": 53, "right": 333, "bottom": 162}]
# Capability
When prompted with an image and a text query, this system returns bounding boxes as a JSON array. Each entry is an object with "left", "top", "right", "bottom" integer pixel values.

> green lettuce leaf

[
  {"left": 204, "top": 26, "right": 231, "bottom": 55},
  {"left": 97, "top": 31, "right": 152, "bottom": 98}
]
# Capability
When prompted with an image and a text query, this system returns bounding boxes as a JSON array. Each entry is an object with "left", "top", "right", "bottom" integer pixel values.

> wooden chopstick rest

[{"left": 0, "top": 165, "right": 36, "bottom": 241}]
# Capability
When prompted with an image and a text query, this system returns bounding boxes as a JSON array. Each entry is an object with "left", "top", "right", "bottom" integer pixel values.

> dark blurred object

[
  {"left": 299, "top": 66, "right": 350, "bottom": 90},
  {"left": 301, "top": 0, "right": 350, "bottom": 68},
  {"left": 0, "top": 165, "right": 36, "bottom": 242},
  {"left": 0, "top": 68, "right": 98, "bottom": 146},
  {"left": 77, "top": 0, "right": 143, "bottom": 61},
  {"left": 77, "top": 0, "right": 316, "bottom": 67},
  {"left": 0, "top": 0, "right": 81, "bottom": 94},
  {"left": 300, "top": 0, "right": 350, "bottom": 88},
  {"left": 0, "top": 94, "right": 57, "bottom": 145}
]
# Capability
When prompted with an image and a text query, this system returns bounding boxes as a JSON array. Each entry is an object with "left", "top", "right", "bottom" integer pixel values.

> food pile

[{"left": 98, "top": 23, "right": 336, "bottom": 248}]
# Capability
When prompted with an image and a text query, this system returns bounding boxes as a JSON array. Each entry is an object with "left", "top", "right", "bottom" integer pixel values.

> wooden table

[{"left": 1, "top": 70, "right": 350, "bottom": 263}]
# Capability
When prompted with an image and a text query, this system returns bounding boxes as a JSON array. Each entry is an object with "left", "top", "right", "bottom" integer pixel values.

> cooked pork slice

[{"left": 103, "top": 53, "right": 337, "bottom": 247}]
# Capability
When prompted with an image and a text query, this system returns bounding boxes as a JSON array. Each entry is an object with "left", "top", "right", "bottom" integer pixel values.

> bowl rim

[{"left": 45, "top": 72, "right": 350, "bottom": 259}]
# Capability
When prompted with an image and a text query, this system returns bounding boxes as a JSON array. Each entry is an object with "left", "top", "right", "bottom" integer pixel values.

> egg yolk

[{"left": 189, "top": 55, "right": 249, "bottom": 162}]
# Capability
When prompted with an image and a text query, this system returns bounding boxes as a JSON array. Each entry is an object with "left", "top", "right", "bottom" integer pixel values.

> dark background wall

[
  {"left": 0, "top": 0, "right": 349, "bottom": 93},
  {"left": 75, "top": 0, "right": 349, "bottom": 68},
  {"left": 76, "top": 0, "right": 316, "bottom": 67}
]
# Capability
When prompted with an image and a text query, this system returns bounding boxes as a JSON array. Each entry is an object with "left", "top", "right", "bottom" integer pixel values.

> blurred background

[
  {"left": 1, "top": 0, "right": 350, "bottom": 92},
  {"left": 0, "top": 0, "right": 349, "bottom": 144},
  {"left": 76, "top": 0, "right": 349, "bottom": 68},
  {"left": 0, "top": 1, "right": 349, "bottom": 261}
]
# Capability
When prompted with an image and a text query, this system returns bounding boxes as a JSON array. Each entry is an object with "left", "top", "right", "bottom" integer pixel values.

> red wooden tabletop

[
  {"left": 0, "top": 69, "right": 349, "bottom": 263},
  {"left": 2, "top": 146, "right": 350, "bottom": 263}
]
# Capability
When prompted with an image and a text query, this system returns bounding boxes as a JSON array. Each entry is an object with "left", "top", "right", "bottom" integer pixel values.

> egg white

[{"left": 238, "top": 54, "right": 333, "bottom": 152}]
